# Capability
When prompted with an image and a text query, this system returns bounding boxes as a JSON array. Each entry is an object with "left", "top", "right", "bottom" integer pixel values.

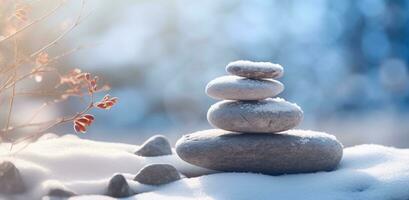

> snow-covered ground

[{"left": 1, "top": 134, "right": 409, "bottom": 200}]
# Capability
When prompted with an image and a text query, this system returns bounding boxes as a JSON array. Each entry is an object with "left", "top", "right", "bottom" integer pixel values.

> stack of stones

[{"left": 176, "top": 60, "right": 343, "bottom": 175}]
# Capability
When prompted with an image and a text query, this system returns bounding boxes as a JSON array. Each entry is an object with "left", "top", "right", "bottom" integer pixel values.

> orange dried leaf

[
  {"left": 96, "top": 102, "right": 106, "bottom": 109},
  {"left": 36, "top": 52, "right": 49, "bottom": 66},
  {"left": 85, "top": 73, "right": 91, "bottom": 81},
  {"left": 105, "top": 101, "right": 114, "bottom": 107},
  {"left": 15, "top": 8, "right": 28, "bottom": 21},
  {"left": 83, "top": 114, "right": 95, "bottom": 121},
  {"left": 74, "top": 120, "right": 85, "bottom": 127},
  {"left": 110, "top": 97, "right": 118, "bottom": 104},
  {"left": 102, "top": 94, "right": 110, "bottom": 101},
  {"left": 74, "top": 123, "right": 86, "bottom": 133},
  {"left": 73, "top": 114, "right": 96, "bottom": 133},
  {"left": 90, "top": 79, "right": 97, "bottom": 87},
  {"left": 72, "top": 68, "right": 82, "bottom": 74},
  {"left": 95, "top": 95, "right": 118, "bottom": 110},
  {"left": 75, "top": 73, "right": 87, "bottom": 80},
  {"left": 77, "top": 118, "right": 90, "bottom": 125}
]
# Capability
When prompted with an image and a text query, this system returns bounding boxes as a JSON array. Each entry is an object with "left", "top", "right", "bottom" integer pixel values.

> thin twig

[
  {"left": 3, "top": 38, "right": 18, "bottom": 142},
  {"left": 0, "top": 1, "right": 64, "bottom": 44},
  {"left": 0, "top": 44, "right": 91, "bottom": 92},
  {"left": 29, "top": 0, "right": 86, "bottom": 58},
  {"left": 1, "top": 0, "right": 110, "bottom": 153},
  {"left": 11, "top": 83, "right": 95, "bottom": 148},
  {"left": 0, "top": 0, "right": 88, "bottom": 92}
]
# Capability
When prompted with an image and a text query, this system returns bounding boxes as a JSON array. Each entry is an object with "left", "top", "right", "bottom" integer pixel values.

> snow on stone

[
  {"left": 227, "top": 60, "right": 283, "bottom": 72},
  {"left": 1, "top": 135, "right": 408, "bottom": 200},
  {"left": 252, "top": 98, "right": 302, "bottom": 113},
  {"left": 285, "top": 129, "right": 338, "bottom": 140}
]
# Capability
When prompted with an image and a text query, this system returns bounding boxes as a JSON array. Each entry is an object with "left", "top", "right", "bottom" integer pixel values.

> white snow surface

[{"left": 1, "top": 134, "right": 409, "bottom": 200}]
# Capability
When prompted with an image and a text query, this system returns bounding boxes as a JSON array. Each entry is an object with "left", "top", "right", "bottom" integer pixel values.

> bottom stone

[{"left": 175, "top": 129, "right": 343, "bottom": 175}]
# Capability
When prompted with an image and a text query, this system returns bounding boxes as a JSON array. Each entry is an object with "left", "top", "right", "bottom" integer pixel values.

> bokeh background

[{"left": 2, "top": 0, "right": 409, "bottom": 147}]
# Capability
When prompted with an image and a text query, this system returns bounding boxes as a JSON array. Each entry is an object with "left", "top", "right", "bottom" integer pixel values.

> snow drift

[{"left": 1, "top": 134, "right": 408, "bottom": 200}]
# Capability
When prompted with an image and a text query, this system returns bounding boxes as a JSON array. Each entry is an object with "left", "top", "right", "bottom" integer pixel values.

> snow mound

[
  {"left": 130, "top": 144, "right": 409, "bottom": 200},
  {"left": 1, "top": 135, "right": 408, "bottom": 200},
  {"left": 0, "top": 134, "right": 213, "bottom": 199}
]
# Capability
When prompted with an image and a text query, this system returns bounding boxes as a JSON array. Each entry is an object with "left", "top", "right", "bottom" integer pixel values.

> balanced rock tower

[{"left": 176, "top": 61, "right": 343, "bottom": 175}]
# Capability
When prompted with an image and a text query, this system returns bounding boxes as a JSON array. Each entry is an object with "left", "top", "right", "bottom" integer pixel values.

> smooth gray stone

[
  {"left": 205, "top": 75, "right": 284, "bottom": 100},
  {"left": 106, "top": 174, "right": 133, "bottom": 198},
  {"left": 0, "top": 161, "right": 25, "bottom": 194},
  {"left": 207, "top": 98, "right": 303, "bottom": 133},
  {"left": 226, "top": 60, "right": 284, "bottom": 79},
  {"left": 48, "top": 188, "right": 76, "bottom": 197},
  {"left": 176, "top": 129, "right": 343, "bottom": 175},
  {"left": 134, "top": 164, "right": 180, "bottom": 185},
  {"left": 135, "top": 135, "right": 172, "bottom": 157}
]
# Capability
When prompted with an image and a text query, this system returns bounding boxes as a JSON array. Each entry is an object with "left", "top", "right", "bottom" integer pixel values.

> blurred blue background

[{"left": 12, "top": 0, "right": 409, "bottom": 147}]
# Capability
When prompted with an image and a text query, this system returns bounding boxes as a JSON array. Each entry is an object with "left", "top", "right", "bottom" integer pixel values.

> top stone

[{"left": 226, "top": 60, "right": 284, "bottom": 79}]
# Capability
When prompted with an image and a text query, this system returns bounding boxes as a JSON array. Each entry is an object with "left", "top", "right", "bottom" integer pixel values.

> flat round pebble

[
  {"left": 176, "top": 129, "right": 343, "bottom": 175},
  {"left": 134, "top": 164, "right": 180, "bottom": 185},
  {"left": 205, "top": 75, "right": 284, "bottom": 100},
  {"left": 207, "top": 98, "right": 303, "bottom": 133},
  {"left": 226, "top": 60, "right": 284, "bottom": 79},
  {"left": 47, "top": 188, "right": 76, "bottom": 198}
]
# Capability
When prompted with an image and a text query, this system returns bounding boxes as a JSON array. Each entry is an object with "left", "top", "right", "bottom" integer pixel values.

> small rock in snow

[
  {"left": 0, "top": 161, "right": 25, "bottom": 194},
  {"left": 205, "top": 75, "right": 284, "bottom": 100},
  {"left": 134, "top": 164, "right": 180, "bottom": 185},
  {"left": 135, "top": 135, "right": 172, "bottom": 157},
  {"left": 226, "top": 60, "right": 284, "bottom": 79},
  {"left": 106, "top": 174, "right": 133, "bottom": 198},
  {"left": 47, "top": 187, "right": 76, "bottom": 197}
]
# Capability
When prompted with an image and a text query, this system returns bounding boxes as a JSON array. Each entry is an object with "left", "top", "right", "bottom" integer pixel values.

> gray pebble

[
  {"left": 206, "top": 75, "right": 284, "bottom": 100},
  {"left": 134, "top": 164, "right": 180, "bottom": 185},
  {"left": 0, "top": 161, "right": 25, "bottom": 194},
  {"left": 106, "top": 174, "right": 133, "bottom": 198},
  {"left": 47, "top": 188, "right": 76, "bottom": 197},
  {"left": 135, "top": 135, "right": 172, "bottom": 157},
  {"left": 207, "top": 98, "right": 303, "bottom": 133}
]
